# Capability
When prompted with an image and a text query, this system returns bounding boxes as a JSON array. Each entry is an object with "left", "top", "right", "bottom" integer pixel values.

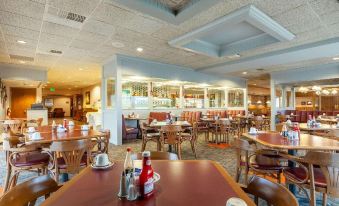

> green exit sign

[{"left": 50, "top": 87, "right": 55, "bottom": 92}]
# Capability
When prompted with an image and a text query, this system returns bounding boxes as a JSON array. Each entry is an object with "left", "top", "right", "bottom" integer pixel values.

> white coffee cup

[
  {"left": 31, "top": 132, "right": 41, "bottom": 140},
  {"left": 68, "top": 121, "right": 75, "bottom": 126},
  {"left": 95, "top": 153, "right": 110, "bottom": 167},
  {"left": 249, "top": 127, "right": 258, "bottom": 134},
  {"left": 226, "top": 197, "right": 247, "bottom": 206},
  {"left": 57, "top": 127, "right": 65, "bottom": 133},
  {"left": 28, "top": 127, "right": 35, "bottom": 133},
  {"left": 81, "top": 125, "right": 89, "bottom": 131}
]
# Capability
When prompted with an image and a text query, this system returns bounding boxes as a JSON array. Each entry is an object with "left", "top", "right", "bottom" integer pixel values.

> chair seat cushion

[
  {"left": 126, "top": 127, "right": 138, "bottom": 134},
  {"left": 57, "top": 154, "right": 87, "bottom": 169},
  {"left": 284, "top": 167, "right": 326, "bottom": 187},
  {"left": 12, "top": 152, "right": 50, "bottom": 167},
  {"left": 146, "top": 133, "right": 160, "bottom": 138}
]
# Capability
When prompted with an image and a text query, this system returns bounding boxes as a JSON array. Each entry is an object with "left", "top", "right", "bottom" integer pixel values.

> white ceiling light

[
  {"left": 136, "top": 47, "right": 143, "bottom": 52},
  {"left": 315, "top": 91, "right": 321, "bottom": 95},
  {"left": 331, "top": 89, "right": 337, "bottom": 95},
  {"left": 17, "top": 40, "right": 27, "bottom": 44},
  {"left": 266, "top": 100, "right": 271, "bottom": 104},
  {"left": 198, "top": 83, "right": 210, "bottom": 87},
  {"left": 19, "top": 60, "right": 26, "bottom": 64},
  {"left": 112, "top": 42, "right": 125, "bottom": 48},
  {"left": 322, "top": 89, "right": 330, "bottom": 95},
  {"left": 257, "top": 100, "right": 262, "bottom": 104},
  {"left": 242, "top": 72, "right": 247, "bottom": 75},
  {"left": 333, "top": 57, "right": 339, "bottom": 60},
  {"left": 311, "top": 86, "right": 321, "bottom": 91},
  {"left": 79, "top": 68, "right": 84, "bottom": 71},
  {"left": 298, "top": 87, "right": 309, "bottom": 93},
  {"left": 227, "top": 54, "right": 241, "bottom": 59}
]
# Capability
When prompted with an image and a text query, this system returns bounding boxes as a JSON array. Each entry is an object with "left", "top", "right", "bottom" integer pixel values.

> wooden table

[
  {"left": 318, "top": 117, "right": 338, "bottom": 125},
  {"left": 41, "top": 160, "right": 255, "bottom": 206},
  {"left": 298, "top": 123, "right": 339, "bottom": 132},
  {"left": 149, "top": 121, "right": 191, "bottom": 127},
  {"left": 242, "top": 132, "right": 339, "bottom": 151},
  {"left": 24, "top": 128, "right": 104, "bottom": 145}
]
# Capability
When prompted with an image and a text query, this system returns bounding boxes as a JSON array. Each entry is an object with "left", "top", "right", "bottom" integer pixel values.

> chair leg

[
  {"left": 177, "top": 144, "right": 182, "bottom": 160},
  {"left": 310, "top": 189, "right": 316, "bottom": 206},
  {"left": 141, "top": 140, "right": 146, "bottom": 152},
  {"left": 190, "top": 141, "right": 197, "bottom": 159},
  {"left": 235, "top": 167, "right": 241, "bottom": 182},
  {"left": 9, "top": 170, "right": 19, "bottom": 190},
  {"left": 3, "top": 163, "right": 12, "bottom": 192},
  {"left": 322, "top": 193, "right": 327, "bottom": 206}
]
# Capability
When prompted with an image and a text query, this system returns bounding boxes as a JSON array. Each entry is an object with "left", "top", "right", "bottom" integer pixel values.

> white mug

[
  {"left": 68, "top": 121, "right": 75, "bottom": 126},
  {"left": 57, "top": 127, "right": 65, "bottom": 133},
  {"left": 249, "top": 127, "right": 258, "bottom": 134},
  {"left": 226, "top": 197, "right": 247, "bottom": 206},
  {"left": 95, "top": 153, "right": 110, "bottom": 167},
  {"left": 31, "top": 132, "right": 41, "bottom": 140},
  {"left": 81, "top": 125, "right": 89, "bottom": 131},
  {"left": 28, "top": 127, "right": 35, "bottom": 133}
]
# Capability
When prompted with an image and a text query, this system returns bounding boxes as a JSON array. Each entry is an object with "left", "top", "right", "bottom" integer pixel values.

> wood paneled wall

[
  {"left": 10, "top": 88, "right": 36, "bottom": 118},
  {"left": 321, "top": 96, "right": 339, "bottom": 111}
]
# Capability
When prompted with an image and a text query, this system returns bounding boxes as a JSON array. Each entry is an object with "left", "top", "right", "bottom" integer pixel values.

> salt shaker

[
  {"left": 126, "top": 173, "right": 138, "bottom": 201},
  {"left": 117, "top": 171, "right": 128, "bottom": 198}
]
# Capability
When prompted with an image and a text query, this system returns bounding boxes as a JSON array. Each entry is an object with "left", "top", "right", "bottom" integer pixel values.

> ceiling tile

[
  {"left": 308, "top": 0, "right": 339, "bottom": 16},
  {"left": 0, "top": 24, "right": 40, "bottom": 40},
  {"left": 151, "top": 24, "right": 184, "bottom": 40},
  {"left": 62, "top": 47, "right": 89, "bottom": 60},
  {"left": 76, "top": 30, "right": 108, "bottom": 44},
  {"left": 47, "top": 0, "right": 101, "bottom": 17},
  {"left": 273, "top": 4, "right": 320, "bottom": 27},
  {"left": 0, "top": 0, "right": 45, "bottom": 20},
  {"left": 37, "top": 42, "right": 66, "bottom": 55},
  {"left": 70, "top": 39, "right": 99, "bottom": 50},
  {"left": 0, "top": 11, "right": 42, "bottom": 31},
  {"left": 320, "top": 10, "right": 339, "bottom": 25},
  {"left": 41, "top": 21, "right": 79, "bottom": 38},
  {"left": 82, "top": 19, "right": 115, "bottom": 37},
  {"left": 254, "top": 0, "right": 307, "bottom": 16},
  {"left": 39, "top": 32, "right": 73, "bottom": 46},
  {"left": 92, "top": 2, "right": 134, "bottom": 26},
  {"left": 4, "top": 35, "right": 38, "bottom": 48},
  {"left": 122, "top": 15, "right": 163, "bottom": 35}
]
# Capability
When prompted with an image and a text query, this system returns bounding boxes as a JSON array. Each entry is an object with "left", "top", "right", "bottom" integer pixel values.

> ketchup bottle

[{"left": 139, "top": 151, "right": 154, "bottom": 198}]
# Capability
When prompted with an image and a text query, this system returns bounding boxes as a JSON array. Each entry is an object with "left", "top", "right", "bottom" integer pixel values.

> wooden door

[{"left": 11, "top": 88, "right": 36, "bottom": 118}]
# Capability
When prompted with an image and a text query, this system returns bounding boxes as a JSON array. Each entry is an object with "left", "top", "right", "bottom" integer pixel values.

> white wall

[
  {"left": 82, "top": 84, "right": 101, "bottom": 109},
  {"left": 45, "top": 96, "right": 71, "bottom": 117}
]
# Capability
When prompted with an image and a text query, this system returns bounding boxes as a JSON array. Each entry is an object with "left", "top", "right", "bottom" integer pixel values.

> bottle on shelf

[
  {"left": 139, "top": 151, "right": 154, "bottom": 198},
  {"left": 124, "top": 147, "right": 134, "bottom": 175}
]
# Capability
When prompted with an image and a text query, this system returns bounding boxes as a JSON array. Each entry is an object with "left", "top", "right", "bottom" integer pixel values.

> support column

[
  {"left": 204, "top": 88, "right": 208, "bottom": 109},
  {"left": 244, "top": 83, "right": 248, "bottom": 115},
  {"left": 36, "top": 85, "right": 42, "bottom": 103},
  {"left": 179, "top": 85, "right": 184, "bottom": 109},
  {"left": 225, "top": 89, "right": 229, "bottom": 108},
  {"left": 291, "top": 87, "right": 296, "bottom": 109},
  {"left": 270, "top": 79, "right": 276, "bottom": 131},
  {"left": 281, "top": 86, "right": 286, "bottom": 109}
]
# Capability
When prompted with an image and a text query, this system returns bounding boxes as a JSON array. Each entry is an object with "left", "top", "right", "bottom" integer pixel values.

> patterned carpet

[{"left": 0, "top": 134, "right": 338, "bottom": 205}]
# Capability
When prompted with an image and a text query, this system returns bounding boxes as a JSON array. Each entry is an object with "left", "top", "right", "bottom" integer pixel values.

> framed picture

[
  {"left": 44, "top": 98, "right": 54, "bottom": 107},
  {"left": 85, "top": 91, "right": 90, "bottom": 105},
  {"left": 301, "top": 101, "right": 306, "bottom": 105}
]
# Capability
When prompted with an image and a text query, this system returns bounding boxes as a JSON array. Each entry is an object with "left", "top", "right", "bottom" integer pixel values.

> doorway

[{"left": 10, "top": 88, "right": 36, "bottom": 118}]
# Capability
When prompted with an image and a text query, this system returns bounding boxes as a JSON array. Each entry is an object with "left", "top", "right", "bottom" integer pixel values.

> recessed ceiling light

[
  {"left": 227, "top": 54, "right": 240, "bottom": 59},
  {"left": 17, "top": 40, "right": 26, "bottom": 44},
  {"left": 242, "top": 72, "right": 247, "bottom": 75},
  {"left": 333, "top": 57, "right": 339, "bottom": 60},
  {"left": 19, "top": 60, "right": 26, "bottom": 64},
  {"left": 112, "top": 42, "right": 125, "bottom": 48},
  {"left": 136, "top": 47, "right": 143, "bottom": 52},
  {"left": 79, "top": 68, "right": 84, "bottom": 71}
]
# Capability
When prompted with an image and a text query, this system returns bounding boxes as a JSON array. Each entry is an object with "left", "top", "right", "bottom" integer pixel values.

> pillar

[{"left": 270, "top": 78, "right": 276, "bottom": 131}]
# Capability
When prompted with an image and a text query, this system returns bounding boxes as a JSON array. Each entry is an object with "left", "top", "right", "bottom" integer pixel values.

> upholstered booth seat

[
  {"left": 284, "top": 110, "right": 339, "bottom": 123},
  {"left": 148, "top": 112, "right": 169, "bottom": 124},
  {"left": 283, "top": 167, "right": 326, "bottom": 187},
  {"left": 12, "top": 152, "right": 50, "bottom": 167},
  {"left": 122, "top": 115, "right": 139, "bottom": 140}
]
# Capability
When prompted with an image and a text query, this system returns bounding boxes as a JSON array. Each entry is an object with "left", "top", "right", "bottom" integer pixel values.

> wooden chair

[
  {"left": 2, "top": 134, "right": 50, "bottom": 192},
  {"left": 3, "top": 120, "right": 24, "bottom": 134},
  {"left": 232, "top": 138, "right": 286, "bottom": 185},
  {"left": 46, "top": 139, "right": 90, "bottom": 184},
  {"left": 242, "top": 176, "right": 299, "bottom": 206},
  {"left": 140, "top": 123, "right": 161, "bottom": 152},
  {"left": 181, "top": 122, "right": 198, "bottom": 158},
  {"left": 131, "top": 151, "right": 178, "bottom": 160},
  {"left": 0, "top": 175, "right": 60, "bottom": 206},
  {"left": 160, "top": 125, "right": 183, "bottom": 159},
  {"left": 90, "top": 130, "right": 110, "bottom": 162},
  {"left": 282, "top": 151, "right": 339, "bottom": 206}
]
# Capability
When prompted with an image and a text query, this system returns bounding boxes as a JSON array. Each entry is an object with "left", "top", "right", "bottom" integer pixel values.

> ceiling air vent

[
  {"left": 44, "top": 5, "right": 86, "bottom": 29},
  {"left": 50, "top": 50, "right": 62, "bottom": 54},
  {"left": 9, "top": 54, "right": 34, "bottom": 62}
]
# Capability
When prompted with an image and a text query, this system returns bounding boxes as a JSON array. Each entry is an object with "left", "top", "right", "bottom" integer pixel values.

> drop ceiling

[{"left": 0, "top": 0, "right": 338, "bottom": 90}]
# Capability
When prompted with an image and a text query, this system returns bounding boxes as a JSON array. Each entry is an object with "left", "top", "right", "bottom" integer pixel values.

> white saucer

[{"left": 91, "top": 162, "right": 114, "bottom": 170}]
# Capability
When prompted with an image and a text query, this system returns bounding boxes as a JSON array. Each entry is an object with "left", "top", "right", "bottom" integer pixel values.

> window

[
  {"left": 106, "top": 78, "right": 115, "bottom": 108},
  {"left": 152, "top": 83, "right": 180, "bottom": 109},
  {"left": 228, "top": 89, "right": 244, "bottom": 107},
  {"left": 122, "top": 81, "right": 149, "bottom": 109},
  {"left": 208, "top": 88, "right": 225, "bottom": 108},
  {"left": 184, "top": 86, "right": 204, "bottom": 108}
]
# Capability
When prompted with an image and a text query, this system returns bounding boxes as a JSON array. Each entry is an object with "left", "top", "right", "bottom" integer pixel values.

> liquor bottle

[
  {"left": 124, "top": 147, "right": 134, "bottom": 174},
  {"left": 63, "top": 119, "right": 67, "bottom": 128},
  {"left": 139, "top": 151, "right": 154, "bottom": 198}
]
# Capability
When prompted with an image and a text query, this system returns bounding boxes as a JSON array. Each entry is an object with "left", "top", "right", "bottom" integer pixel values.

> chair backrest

[
  {"left": 304, "top": 151, "right": 339, "bottom": 197},
  {"left": 160, "top": 125, "right": 182, "bottom": 145},
  {"left": 243, "top": 176, "right": 298, "bottom": 206},
  {"left": 0, "top": 175, "right": 59, "bottom": 206},
  {"left": 4, "top": 120, "right": 24, "bottom": 134},
  {"left": 49, "top": 139, "right": 89, "bottom": 174},
  {"left": 131, "top": 151, "right": 178, "bottom": 160}
]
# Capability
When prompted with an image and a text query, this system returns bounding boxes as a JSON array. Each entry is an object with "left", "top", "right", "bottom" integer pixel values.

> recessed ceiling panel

[{"left": 169, "top": 5, "right": 295, "bottom": 58}]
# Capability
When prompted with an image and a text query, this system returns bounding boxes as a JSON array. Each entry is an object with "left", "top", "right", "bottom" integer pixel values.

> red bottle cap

[{"left": 127, "top": 147, "right": 131, "bottom": 152}]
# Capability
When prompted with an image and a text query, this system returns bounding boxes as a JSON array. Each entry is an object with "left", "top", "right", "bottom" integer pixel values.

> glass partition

[
  {"left": 208, "top": 88, "right": 225, "bottom": 108},
  {"left": 106, "top": 78, "right": 115, "bottom": 108},
  {"left": 152, "top": 83, "right": 180, "bottom": 109},
  {"left": 228, "top": 89, "right": 244, "bottom": 107},
  {"left": 122, "top": 81, "right": 148, "bottom": 109},
  {"left": 184, "top": 86, "right": 204, "bottom": 108}
]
